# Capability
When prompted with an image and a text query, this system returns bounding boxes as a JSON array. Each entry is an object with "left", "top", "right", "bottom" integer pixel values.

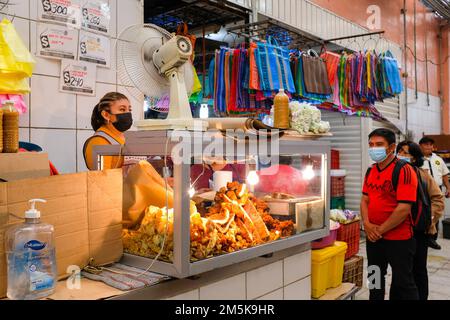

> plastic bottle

[
  {"left": 2, "top": 100, "right": 19, "bottom": 153},
  {"left": 5, "top": 199, "right": 57, "bottom": 300},
  {"left": 273, "top": 89, "right": 290, "bottom": 129},
  {"left": 0, "top": 105, "right": 3, "bottom": 153},
  {"left": 199, "top": 104, "right": 209, "bottom": 119}
]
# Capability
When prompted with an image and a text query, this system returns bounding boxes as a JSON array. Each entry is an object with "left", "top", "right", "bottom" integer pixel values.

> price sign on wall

[
  {"left": 78, "top": 30, "right": 110, "bottom": 68},
  {"left": 37, "top": 23, "right": 78, "bottom": 60},
  {"left": 60, "top": 59, "right": 96, "bottom": 95},
  {"left": 38, "top": 0, "right": 82, "bottom": 29},
  {"left": 81, "top": 0, "right": 111, "bottom": 34}
]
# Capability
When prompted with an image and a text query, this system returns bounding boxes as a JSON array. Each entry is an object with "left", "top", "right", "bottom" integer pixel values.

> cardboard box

[
  {"left": 0, "top": 169, "right": 123, "bottom": 298},
  {"left": 0, "top": 153, "right": 50, "bottom": 182},
  {"left": 87, "top": 170, "right": 123, "bottom": 266}
]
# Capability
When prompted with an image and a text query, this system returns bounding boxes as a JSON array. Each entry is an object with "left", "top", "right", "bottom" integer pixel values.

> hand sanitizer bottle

[{"left": 5, "top": 199, "right": 57, "bottom": 300}]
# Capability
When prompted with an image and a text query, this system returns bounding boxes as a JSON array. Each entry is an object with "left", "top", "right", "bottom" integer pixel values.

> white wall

[
  {"left": 3, "top": 0, "right": 144, "bottom": 174},
  {"left": 405, "top": 89, "right": 442, "bottom": 141}
]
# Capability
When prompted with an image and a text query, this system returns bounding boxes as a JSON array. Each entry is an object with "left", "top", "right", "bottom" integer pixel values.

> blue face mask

[
  {"left": 369, "top": 147, "right": 389, "bottom": 163},
  {"left": 397, "top": 155, "right": 411, "bottom": 163}
]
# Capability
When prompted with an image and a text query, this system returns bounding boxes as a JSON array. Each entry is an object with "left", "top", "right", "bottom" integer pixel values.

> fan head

[
  {"left": 153, "top": 35, "right": 192, "bottom": 75},
  {"left": 117, "top": 24, "right": 194, "bottom": 113}
]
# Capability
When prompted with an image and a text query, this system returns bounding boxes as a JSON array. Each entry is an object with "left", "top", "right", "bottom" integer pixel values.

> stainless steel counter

[{"left": 111, "top": 243, "right": 311, "bottom": 300}]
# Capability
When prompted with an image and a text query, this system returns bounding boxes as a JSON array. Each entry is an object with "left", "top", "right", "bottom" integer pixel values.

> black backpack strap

[
  {"left": 392, "top": 159, "right": 409, "bottom": 191},
  {"left": 364, "top": 166, "right": 372, "bottom": 181},
  {"left": 415, "top": 168, "right": 430, "bottom": 207}
]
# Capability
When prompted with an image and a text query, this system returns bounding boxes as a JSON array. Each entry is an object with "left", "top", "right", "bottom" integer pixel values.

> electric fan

[{"left": 117, "top": 24, "right": 207, "bottom": 131}]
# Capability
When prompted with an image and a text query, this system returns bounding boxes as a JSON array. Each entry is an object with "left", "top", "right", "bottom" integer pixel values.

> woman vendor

[{"left": 83, "top": 92, "right": 133, "bottom": 170}]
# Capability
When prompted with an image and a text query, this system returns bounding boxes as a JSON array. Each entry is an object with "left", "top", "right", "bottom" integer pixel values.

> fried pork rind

[{"left": 123, "top": 183, "right": 296, "bottom": 262}]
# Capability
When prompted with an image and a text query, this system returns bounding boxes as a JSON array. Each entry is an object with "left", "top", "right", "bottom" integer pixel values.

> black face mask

[{"left": 110, "top": 112, "right": 133, "bottom": 132}]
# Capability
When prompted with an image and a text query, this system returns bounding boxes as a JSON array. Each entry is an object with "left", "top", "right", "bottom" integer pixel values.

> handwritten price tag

[
  {"left": 60, "top": 59, "right": 96, "bottom": 95},
  {"left": 39, "top": 0, "right": 82, "bottom": 29},
  {"left": 81, "top": 0, "right": 110, "bottom": 34},
  {"left": 38, "top": 23, "right": 78, "bottom": 60},
  {"left": 78, "top": 30, "right": 110, "bottom": 68}
]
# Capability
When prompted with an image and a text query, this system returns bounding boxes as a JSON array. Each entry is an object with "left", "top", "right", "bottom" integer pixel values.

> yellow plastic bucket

[{"left": 311, "top": 241, "right": 348, "bottom": 298}]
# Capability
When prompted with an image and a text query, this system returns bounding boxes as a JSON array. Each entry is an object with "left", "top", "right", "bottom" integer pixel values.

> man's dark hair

[
  {"left": 419, "top": 136, "right": 435, "bottom": 145},
  {"left": 396, "top": 141, "right": 425, "bottom": 168},
  {"left": 368, "top": 128, "right": 396, "bottom": 145}
]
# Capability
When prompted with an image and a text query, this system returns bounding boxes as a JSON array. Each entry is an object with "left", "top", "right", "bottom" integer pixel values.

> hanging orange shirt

[{"left": 84, "top": 125, "right": 125, "bottom": 170}]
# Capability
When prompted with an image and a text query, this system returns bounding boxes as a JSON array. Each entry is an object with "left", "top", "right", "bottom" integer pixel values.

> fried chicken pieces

[{"left": 122, "top": 182, "right": 295, "bottom": 262}]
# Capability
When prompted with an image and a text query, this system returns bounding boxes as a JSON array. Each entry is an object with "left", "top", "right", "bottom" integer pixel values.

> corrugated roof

[{"left": 422, "top": 0, "right": 450, "bottom": 21}]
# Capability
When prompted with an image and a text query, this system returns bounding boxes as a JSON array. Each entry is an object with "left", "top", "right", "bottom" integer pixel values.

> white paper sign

[
  {"left": 81, "top": 0, "right": 111, "bottom": 34},
  {"left": 37, "top": 23, "right": 78, "bottom": 60},
  {"left": 60, "top": 59, "right": 96, "bottom": 95},
  {"left": 38, "top": 0, "right": 82, "bottom": 29},
  {"left": 78, "top": 30, "right": 110, "bottom": 67}
]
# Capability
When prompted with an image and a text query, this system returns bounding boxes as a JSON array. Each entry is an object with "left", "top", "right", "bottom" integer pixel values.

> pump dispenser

[
  {"left": 25, "top": 199, "right": 46, "bottom": 219},
  {"left": 5, "top": 198, "right": 57, "bottom": 300}
]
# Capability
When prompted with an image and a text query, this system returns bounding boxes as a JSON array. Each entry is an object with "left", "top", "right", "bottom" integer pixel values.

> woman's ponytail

[{"left": 91, "top": 103, "right": 104, "bottom": 131}]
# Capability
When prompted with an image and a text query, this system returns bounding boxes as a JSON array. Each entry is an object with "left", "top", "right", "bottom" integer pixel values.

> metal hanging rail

[
  {"left": 322, "top": 30, "right": 385, "bottom": 44},
  {"left": 226, "top": 18, "right": 324, "bottom": 47},
  {"left": 227, "top": 17, "right": 386, "bottom": 51}
]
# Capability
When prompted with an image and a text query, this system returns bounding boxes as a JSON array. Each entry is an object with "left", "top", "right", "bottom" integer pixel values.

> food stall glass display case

[{"left": 92, "top": 130, "right": 331, "bottom": 278}]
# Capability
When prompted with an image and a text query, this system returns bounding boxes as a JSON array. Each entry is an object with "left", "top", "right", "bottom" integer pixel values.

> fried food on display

[{"left": 123, "top": 182, "right": 295, "bottom": 261}]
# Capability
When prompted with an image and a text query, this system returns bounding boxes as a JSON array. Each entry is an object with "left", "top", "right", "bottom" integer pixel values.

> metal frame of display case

[{"left": 92, "top": 130, "right": 331, "bottom": 278}]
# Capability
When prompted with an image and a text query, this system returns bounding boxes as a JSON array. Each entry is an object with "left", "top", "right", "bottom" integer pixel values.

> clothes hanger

[
  {"left": 373, "top": 35, "right": 382, "bottom": 54},
  {"left": 0, "top": 0, "right": 9, "bottom": 12},
  {"left": 363, "top": 35, "right": 378, "bottom": 53},
  {"left": 0, "top": 0, "right": 15, "bottom": 22}
]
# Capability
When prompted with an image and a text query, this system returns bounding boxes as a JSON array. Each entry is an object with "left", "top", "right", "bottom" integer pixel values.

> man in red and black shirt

[{"left": 361, "top": 128, "right": 419, "bottom": 300}]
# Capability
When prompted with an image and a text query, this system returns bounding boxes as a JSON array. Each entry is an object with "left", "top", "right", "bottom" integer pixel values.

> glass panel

[
  {"left": 186, "top": 152, "right": 325, "bottom": 262},
  {"left": 254, "top": 154, "right": 325, "bottom": 235},
  {"left": 121, "top": 156, "right": 176, "bottom": 263},
  {"left": 118, "top": 149, "right": 326, "bottom": 264}
]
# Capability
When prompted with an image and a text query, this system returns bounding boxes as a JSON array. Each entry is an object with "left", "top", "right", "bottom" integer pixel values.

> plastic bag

[
  {"left": 0, "top": 19, "right": 35, "bottom": 77},
  {"left": 249, "top": 42, "right": 261, "bottom": 90},
  {"left": 320, "top": 48, "right": 340, "bottom": 87},
  {"left": 0, "top": 94, "right": 27, "bottom": 114},
  {"left": 302, "top": 49, "right": 332, "bottom": 95},
  {"left": 256, "top": 37, "right": 295, "bottom": 93},
  {"left": 0, "top": 73, "right": 30, "bottom": 94},
  {"left": 382, "top": 50, "right": 403, "bottom": 95},
  {"left": 192, "top": 65, "right": 202, "bottom": 95}
]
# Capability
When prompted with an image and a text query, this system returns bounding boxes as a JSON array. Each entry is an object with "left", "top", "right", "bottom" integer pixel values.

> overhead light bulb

[
  {"left": 246, "top": 170, "right": 260, "bottom": 186},
  {"left": 188, "top": 187, "right": 196, "bottom": 198},
  {"left": 302, "top": 165, "right": 315, "bottom": 181}
]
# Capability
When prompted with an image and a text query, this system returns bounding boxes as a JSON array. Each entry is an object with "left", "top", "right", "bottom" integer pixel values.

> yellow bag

[
  {"left": 0, "top": 73, "right": 30, "bottom": 94},
  {"left": 192, "top": 65, "right": 202, "bottom": 95},
  {"left": 0, "top": 18, "right": 35, "bottom": 78}
]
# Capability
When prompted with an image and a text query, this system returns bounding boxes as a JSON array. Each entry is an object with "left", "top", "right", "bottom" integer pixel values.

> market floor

[{"left": 355, "top": 235, "right": 450, "bottom": 300}]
